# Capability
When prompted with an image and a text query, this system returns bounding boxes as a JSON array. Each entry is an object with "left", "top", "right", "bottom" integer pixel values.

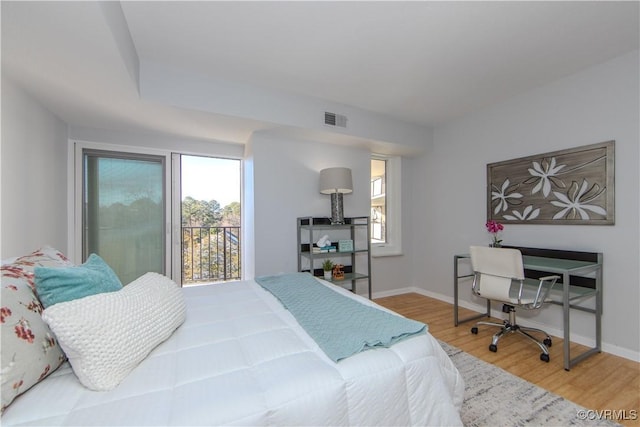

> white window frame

[{"left": 371, "top": 154, "right": 402, "bottom": 257}]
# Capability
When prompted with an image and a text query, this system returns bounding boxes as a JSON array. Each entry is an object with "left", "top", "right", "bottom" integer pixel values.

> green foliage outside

[
  {"left": 182, "top": 197, "right": 241, "bottom": 283},
  {"left": 92, "top": 197, "right": 164, "bottom": 285}
]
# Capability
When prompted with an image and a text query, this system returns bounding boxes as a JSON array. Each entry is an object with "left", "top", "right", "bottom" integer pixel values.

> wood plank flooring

[{"left": 374, "top": 293, "right": 640, "bottom": 427}]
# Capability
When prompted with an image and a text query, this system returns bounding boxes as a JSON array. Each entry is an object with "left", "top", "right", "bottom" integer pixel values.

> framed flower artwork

[{"left": 486, "top": 140, "right": 614, "bottom": 225}]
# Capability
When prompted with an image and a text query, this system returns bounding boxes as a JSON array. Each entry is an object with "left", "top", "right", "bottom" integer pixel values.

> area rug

[{"left": 440, "top": 341, "right": 620, "bottom": 426}]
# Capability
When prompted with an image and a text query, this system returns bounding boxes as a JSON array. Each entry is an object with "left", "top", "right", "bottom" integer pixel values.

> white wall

[
  {"left": 1, "top": 76, "right": 69, "bottom": 258},
  {"left": 408, "top": 50, "right": 639, "bottom": 358},
  {"left": 371, "top": 137, "right": 434, "bottom": 295},
  {"left": 247, "top": 131, "right": 370, "bottom": 286}
]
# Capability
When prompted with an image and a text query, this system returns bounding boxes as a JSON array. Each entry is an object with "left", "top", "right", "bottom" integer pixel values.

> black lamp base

[{"left": 330, "top": 193, "right": 345, "bottom": 224}]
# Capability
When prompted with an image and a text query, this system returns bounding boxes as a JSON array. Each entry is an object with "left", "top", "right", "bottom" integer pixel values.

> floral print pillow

[{"left": 1, "top": 247, "right": 73, "bottom": 412}]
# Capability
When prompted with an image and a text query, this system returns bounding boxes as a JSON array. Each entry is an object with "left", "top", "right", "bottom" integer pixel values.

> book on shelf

[{"left": 312, "top": 246, "right": 337, "bottom": 253}]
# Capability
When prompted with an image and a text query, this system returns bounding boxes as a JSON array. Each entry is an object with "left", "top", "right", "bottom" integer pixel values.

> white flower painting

[
  {"left": 551, "top": 179, "right": 607, "bottom": 220},
  {"left": 491, "top": 179, "right": 523, "bottom": 214},
  {"left": 525, "top": 157, "right": 566, "bottom": 197},
  {"left": 486, "top": 141, "right": 614, "bottom": 225},
  {"left": 503, "top": 205, "right": 541, "bottom": 221}
]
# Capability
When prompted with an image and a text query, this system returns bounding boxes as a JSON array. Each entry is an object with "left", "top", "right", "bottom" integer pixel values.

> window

[
  {"left": 82, "top": 149, "right": 167, "bottom": 285},
  {"left": 371, "top": 159, "right": 386, "bottom": 243},
  {"left": 370, "top": 155, "right": 402, "bottom": 256}
]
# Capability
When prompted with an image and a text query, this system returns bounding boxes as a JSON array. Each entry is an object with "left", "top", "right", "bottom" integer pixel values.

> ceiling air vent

[{"left": 324, "top": 111, "right": 347, "bottom": 128}]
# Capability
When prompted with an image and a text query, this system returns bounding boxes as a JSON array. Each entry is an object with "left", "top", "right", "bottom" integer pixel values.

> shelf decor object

[
  {"left": 487, "top": 140, "right": 614, "bottom": 225},
  {"left": 332, "top": 264, "right": 345, "bottom": 280},
  {"left": 319, "top": 167, "right": 352, "bottom": 224},
  {"left": 338, "top": 239, "right": 354, "bottom": 252},
  {"left": 322, "top": 259, "right": 334, "bottom": 281}
]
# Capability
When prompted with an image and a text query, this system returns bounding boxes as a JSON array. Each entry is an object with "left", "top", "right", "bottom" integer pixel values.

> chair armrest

[
  {"left": 533, "top": 275, "right": 560, "bottom": 308},
  {"left": 516, "top": 275, "right": 560, "bottom": 308}
]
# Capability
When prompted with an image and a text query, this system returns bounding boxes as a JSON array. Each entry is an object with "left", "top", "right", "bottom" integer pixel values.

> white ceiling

[{"left": 2, "top": 1, "right": 638, "bottom": 146}]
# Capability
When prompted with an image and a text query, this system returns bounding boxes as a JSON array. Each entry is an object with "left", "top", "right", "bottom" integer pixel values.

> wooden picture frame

[{"left": 487, "top": 141, "right": 614, "bottom": 225}]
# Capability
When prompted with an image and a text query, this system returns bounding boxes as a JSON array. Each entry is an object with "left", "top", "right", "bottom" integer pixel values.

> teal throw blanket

[{"left": 255, "top": 272, "right": 426, "bottom": 362}]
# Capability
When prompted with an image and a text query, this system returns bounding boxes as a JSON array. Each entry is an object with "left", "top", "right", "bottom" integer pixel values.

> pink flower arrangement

[{"left": 485, "top": 220, "right": 504, "bottom": 247}]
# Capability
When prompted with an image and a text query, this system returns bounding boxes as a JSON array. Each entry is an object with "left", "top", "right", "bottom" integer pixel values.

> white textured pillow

[{"left": 42, "top": 272, "right": 186, "bottom": 391}]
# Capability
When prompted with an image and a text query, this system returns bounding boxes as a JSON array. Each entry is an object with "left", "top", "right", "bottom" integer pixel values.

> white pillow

[{"left": 42, "top": 272, "right": 186, "bottom": 391}]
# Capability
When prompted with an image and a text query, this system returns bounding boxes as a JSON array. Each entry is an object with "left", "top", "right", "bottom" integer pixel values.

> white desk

[{"left": 453, "top": 250, "right": 603, "bottom": 371}]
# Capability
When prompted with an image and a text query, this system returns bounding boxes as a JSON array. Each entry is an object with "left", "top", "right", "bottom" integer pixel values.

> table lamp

[{"left": 319, "top": 167, "right": 352, "bottom": 224}]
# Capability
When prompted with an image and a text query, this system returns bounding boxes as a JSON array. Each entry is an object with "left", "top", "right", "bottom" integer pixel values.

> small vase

[
  {"left": 489, "top": 242, "right": 502, "bottom": 248},
  {"left": 323, "top": 271, "right": 332, "bottom": 281}
]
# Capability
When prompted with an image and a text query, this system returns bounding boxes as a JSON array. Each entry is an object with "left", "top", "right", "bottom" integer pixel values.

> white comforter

[{"left": 3, "top": 279, "right": 464, "bottom": 426}]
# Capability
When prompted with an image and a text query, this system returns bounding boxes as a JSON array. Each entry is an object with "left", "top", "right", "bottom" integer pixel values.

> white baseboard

[
  {"left": 373, "top": 287, "right": 640, "bottom": 363},
  {"left": 371, "top": 287, "right": 416, "bottom": 299}
]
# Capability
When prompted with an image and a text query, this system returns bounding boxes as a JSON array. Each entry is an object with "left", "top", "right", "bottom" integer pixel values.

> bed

[{"left": 1, "top": 247, "right": 464, "bottom": 426}]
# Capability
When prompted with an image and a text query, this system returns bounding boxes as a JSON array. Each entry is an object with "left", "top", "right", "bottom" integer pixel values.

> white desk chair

[{"left": 469, "top": 245, "right": 559, "bottom": 362}]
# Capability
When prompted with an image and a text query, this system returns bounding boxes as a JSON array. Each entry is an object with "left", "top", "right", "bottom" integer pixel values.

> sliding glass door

[{"left": 82, "top": 149, "right": 166, "bottom": 284}]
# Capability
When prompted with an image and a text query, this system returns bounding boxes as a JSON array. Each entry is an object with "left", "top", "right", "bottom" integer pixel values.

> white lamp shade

[{"left": 319, "top": 167, "right": 353, "bottom": 194}]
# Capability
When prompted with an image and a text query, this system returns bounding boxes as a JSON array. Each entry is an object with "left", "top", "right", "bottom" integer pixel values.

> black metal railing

[{"left": 182, "top": 226, "right": 241, "bottom": 284}]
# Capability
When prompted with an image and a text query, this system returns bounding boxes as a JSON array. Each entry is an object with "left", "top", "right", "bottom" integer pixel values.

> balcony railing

[{"left": 182, "top": 226, "right": 241, "bottom": 284}]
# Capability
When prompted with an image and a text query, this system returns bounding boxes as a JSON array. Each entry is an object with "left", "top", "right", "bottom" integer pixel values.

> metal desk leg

[
  {"left": 454, "top": 255, "right": 460, "bottom": 326},
  {"left": 563, "top": 262, "right": 603, "bottom": 371},
  {"left": 563, "top": 271, "right": 571, "bottom": 371},
  {"left": 596, "top": 259, "right": 602, "bottom": 353}
]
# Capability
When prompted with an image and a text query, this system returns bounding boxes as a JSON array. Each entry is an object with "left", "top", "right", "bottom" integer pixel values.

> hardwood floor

[{"left": 374, "top": 293, "right": 640, "bottom": 427}]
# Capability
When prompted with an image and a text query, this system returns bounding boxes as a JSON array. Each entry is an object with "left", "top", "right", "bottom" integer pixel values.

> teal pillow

[{"left": 35, "top": 254, "right": 123, "bottom": 308}]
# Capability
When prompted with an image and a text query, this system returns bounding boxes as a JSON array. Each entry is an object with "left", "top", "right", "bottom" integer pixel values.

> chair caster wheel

[
  {"left": 540, "top": 353, "right": 550, "bottom": 362},
  {"left": 471, "top": 327, "right": 478, "bottom": 334},
  {"left": 543, "top": 338, "right": 552, "bottom": 347},
  {"left": 489, "top": 344, "right": 497, "bottom": 352}
]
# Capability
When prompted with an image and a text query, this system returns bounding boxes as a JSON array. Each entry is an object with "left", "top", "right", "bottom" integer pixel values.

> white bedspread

[{"left": 2, "top": 278, "right": 464, "bottom": 426}]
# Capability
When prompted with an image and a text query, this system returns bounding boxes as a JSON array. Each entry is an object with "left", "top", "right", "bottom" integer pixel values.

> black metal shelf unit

[{"left": 297, "top": 216, "right": 372, "bottom": 299}]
